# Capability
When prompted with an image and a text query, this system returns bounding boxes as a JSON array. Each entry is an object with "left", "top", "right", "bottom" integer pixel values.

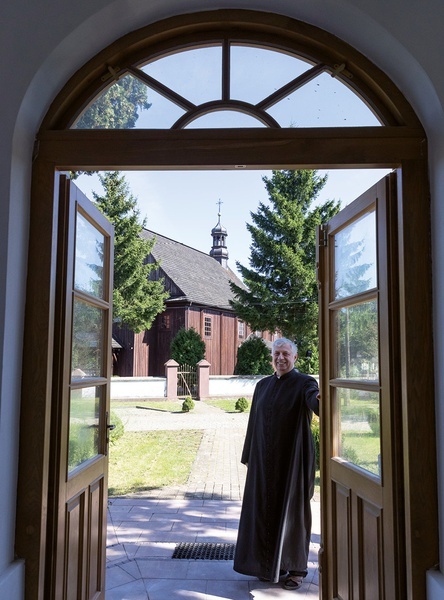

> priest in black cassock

[{"left": 233, "top": 337, "right": 319, "bottom": 591}]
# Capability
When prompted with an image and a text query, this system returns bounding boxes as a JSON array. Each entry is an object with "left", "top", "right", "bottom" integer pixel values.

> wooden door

[
  {"left": 50, "top": 176, "right": 114, "bottom": 599},
  {"left": 318, "top": 173, "right": 404, "bottom": 599}
]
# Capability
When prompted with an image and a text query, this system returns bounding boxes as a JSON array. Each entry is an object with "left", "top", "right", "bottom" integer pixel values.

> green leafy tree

[
  {"left": 93, "top": 171, "right": 168, "bottom": 332},
  {"left": 75, "top": 75, "right": 151, "bottom": 129},
  {"left": 230, "top": 170, "right": 340, "bottom": 373},
  {"left": 234, "top": 336, "right": 274, "bottom": 375},
  {"left": 170, "top": 327, "right": 206, "bottom": 366}
]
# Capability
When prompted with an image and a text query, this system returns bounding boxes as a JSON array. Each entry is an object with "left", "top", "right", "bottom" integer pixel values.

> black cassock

[{"left": 233, "top": 369, "right": 319, "bottom": 582}]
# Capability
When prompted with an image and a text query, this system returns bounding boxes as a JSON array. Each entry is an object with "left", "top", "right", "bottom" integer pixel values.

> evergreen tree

[
  {"left": 75, "top": 75, "right": 151, "bottom": 129},
  {"left": 170, "top": 327, "right": 206, "bottom": 366},
  {"left": 230, "top": 170, "right": 340, "bottom": 373},
  {"left": 234, "top": 336, "right": 274, "bottom": 375},
  {"left": 93, "top": 172, "right": 168, "bottom": 332}
]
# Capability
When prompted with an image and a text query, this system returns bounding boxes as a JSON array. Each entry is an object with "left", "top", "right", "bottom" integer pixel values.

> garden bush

[
  {"left": 109, "top": 410, "right": 124, "bottom": 443},
  {"left": 182, "top": 397, "right": 195, "bottom": 412},
  {"left": 234, "top": 336, "right": 273, "bottom": 375},
  {"left": 311, "top": 415, "right": 320, "bottom": 468},
  {"left": 365, "top": 407, "right": 380, "bottom": 436},
  {"left": 171, "top": 327, "right": 206, "bottom": 365},
  {"left": 235, "top": 397, "right": 249, "bottom": 412}
]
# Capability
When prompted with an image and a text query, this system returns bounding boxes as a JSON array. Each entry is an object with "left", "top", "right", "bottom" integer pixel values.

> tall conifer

[
  {"left": 230, "top": 169, "right": 340, "bottom": 372},
  {"left": 93, "top": 171, "right": 168, "bottom": 332}
]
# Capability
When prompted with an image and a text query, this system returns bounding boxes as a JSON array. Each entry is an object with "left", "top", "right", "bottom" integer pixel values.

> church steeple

[{"left": 210, "top": 199, "right": 229, "bottom": 268}]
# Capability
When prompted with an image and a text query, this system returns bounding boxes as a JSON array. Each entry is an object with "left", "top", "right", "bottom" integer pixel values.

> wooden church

[{"left": 112, "top": 210, "right": 276, "bottom": 376}]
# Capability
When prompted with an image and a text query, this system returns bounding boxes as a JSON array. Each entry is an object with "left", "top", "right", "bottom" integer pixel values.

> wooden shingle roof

[{"left": 142, "top": 229, "right": 245, "bottom": 311}]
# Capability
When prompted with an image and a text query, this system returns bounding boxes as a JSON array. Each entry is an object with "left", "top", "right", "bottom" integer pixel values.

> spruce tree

[
  {"left": 75, "top": 75, "right": 151, "bottom": 129},
  {"left": 230, "top": 170, "right": 340, "bottom": 373},
  {"left": 170, "top": 327, "right": 206, "bottom": 366},
  {"left": 93, "top": 171, "right": 168, "bottom": 332}
]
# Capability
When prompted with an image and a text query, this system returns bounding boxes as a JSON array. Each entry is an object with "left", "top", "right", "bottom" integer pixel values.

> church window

[
  {"left": 204, "top": 316, "right": 212, "bottom": 338},
  {"left": 238, "top": 321, "right": 245, "bottom": 339}
]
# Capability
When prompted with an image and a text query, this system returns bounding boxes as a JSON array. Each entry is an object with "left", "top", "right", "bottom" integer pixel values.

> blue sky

[{"left": 76, "top": 167, "right": 390, "bottom": 273}]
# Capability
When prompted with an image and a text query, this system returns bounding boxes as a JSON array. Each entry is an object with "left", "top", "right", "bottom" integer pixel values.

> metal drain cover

[{"left": 172, "top": 542, "right": 235, "bottom": 560}]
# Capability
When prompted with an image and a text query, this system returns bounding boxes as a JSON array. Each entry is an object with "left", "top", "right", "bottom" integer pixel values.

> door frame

[
  {"left": 13, "top": 11, "right": 437, "bottom": 599},
  {"left": 16, "top": 129, "right": 437, "bottom": 600}
]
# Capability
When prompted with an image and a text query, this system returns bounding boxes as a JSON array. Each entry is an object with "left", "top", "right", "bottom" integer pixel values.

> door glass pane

[
  {"left": 71, "top": 299, "right": 103, "bottom": 378},
  {"left": 335, "top": 300, "right": 379, "bottom": 381},
  {"left": 131, "top": 86, "right": 185, "bottom": 128},
  {"left": 186, "top": 110, "right": 267, "bottom": 128},
  {"left": 267, "top": 72, "right": 381, "bottom": 128},
  {"left": 75, "top": 211, "right": 105, "bottom": 299},
  {"left": 68, "top": 386, "right": 100, "bottom": 472},
  {"left": 336, "top": 387, "right": 381, "bottom": 478},
  {"left": 334, "top": 210, "right": 377, "bottom": 300},
  {"left": 73, "top": 74, "right": 151, "bottom": 129},
  {"left": 142, "top": 46, "right": 222, "bottom": 105},
  {"left": 230, "top": 45, "right": 310, "bottom": 105}
]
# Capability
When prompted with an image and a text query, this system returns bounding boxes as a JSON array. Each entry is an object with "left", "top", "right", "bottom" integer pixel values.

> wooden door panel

[
  {"left": 87, "top": 477, "right": 105, "bottom": 599},
  {"left": 319, "top": 174, "right": 399, "bottom": 599},
  {"left": 65, "top": 493, "right": 85, "bottom": 599},
  {"left": 332, "top": 482, "right": 352, "bottom": 599},
  {"left": 50, "top": 177, "right": 113, "bottom": 600},
  {"left": 358, "top": 498, "right": 383, "bottom": 600}
]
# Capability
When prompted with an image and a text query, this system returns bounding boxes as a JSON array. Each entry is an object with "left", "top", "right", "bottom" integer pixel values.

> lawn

[
  {"left": 110, "top": 398, "right": 185, "bottom": 411},
  {"left": 204, "top": 397, "right": 251, "bottom": 412},
  {"left": 108, "top": 429, "right": 203, "bottom": 496}
]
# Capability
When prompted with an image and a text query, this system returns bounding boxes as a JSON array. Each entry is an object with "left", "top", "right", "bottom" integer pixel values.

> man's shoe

[{"left": 283, "top": 574, "right": 303, "bottom": 590}]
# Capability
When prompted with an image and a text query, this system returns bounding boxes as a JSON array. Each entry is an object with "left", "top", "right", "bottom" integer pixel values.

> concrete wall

[{"left": 110, "top": 375, "right": 265, "bottom": 399}]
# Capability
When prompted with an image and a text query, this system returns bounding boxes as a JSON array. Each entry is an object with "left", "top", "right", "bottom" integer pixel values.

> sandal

[{"left": 283, "top": 574, "right": 303, "bottom": 590}]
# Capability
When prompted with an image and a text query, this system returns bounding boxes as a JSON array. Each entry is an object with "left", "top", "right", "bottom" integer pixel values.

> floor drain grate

[{"left": 172, "top": 542, "right": 235, "bottom": 560}]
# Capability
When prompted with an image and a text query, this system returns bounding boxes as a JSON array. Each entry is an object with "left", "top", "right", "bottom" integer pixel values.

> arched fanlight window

[
  {"left": 40, "top": 11, "right": 421, "bottom": 132},
  {"left": 72, "top": 43, "right": 381, "bottom": 130}
]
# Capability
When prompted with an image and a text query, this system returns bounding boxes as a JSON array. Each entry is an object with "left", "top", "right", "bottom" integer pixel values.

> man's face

[{"left": 273, "top": 343, "right": 297, "bottom": 376}]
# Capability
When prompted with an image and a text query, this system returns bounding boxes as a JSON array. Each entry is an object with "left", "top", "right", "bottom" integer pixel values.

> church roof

[{"left": 141, "top": 229, "right": 245, "bottom": 311}]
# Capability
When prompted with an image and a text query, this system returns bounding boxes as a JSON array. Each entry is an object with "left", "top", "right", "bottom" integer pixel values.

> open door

[
  {"left": 47, "top": 176, "right": 114, "bottom": 599},
  {"left": 317, "top": 173, "right": 404, "bottom": 599}
]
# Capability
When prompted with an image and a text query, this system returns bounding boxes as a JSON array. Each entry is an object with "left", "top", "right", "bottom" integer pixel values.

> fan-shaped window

[{"left": 72, "top": 43, "right": 381, "bottom": 130}]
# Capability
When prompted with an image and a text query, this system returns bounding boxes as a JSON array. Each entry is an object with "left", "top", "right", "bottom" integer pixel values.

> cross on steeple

[{"left": 217, "top": 198, "right": 223, "bottom": 216}]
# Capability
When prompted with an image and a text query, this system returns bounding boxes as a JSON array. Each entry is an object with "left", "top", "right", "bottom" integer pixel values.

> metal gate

[{"left": 177, "top": 364, "right": 197, "bottom": 398}]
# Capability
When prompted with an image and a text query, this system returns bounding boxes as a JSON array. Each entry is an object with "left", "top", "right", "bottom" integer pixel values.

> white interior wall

[{"left": 2, "top": 1, "right": 444, "bottom": 597}]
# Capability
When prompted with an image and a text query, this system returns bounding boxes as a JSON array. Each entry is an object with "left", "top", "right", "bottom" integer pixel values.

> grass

[
  {"left": 108, "top": 429, "right": 203, "bottom": 496},
  {"left": 111, "top": 399, "right": 185, "bottom": 411},
  {"left": 204, "top": 398, "right": 251, "bottom": 413},
  {"left": 341, "top": 431, "right": 380, "bottom": 475}
]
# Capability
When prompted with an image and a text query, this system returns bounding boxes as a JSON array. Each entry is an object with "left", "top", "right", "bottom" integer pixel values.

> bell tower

[{"left": 210, "top": 199, "right": 229, "bottom": 268}]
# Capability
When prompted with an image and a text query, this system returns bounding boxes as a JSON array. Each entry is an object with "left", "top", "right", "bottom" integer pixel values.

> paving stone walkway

[{"left": 107, "top": 400, "right": 320, "bottom": 599}]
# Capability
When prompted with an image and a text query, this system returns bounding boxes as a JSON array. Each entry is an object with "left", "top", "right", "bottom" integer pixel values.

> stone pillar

[
  {"left": 197, "top": 359, "right": 211, "bottom": 400},
  {"left": 165, "top": 359, "right": 179, "bottom": 399}
]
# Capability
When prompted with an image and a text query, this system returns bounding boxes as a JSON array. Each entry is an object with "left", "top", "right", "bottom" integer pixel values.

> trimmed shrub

[
  {"left": 234, "top": 336, "right": 274, "bottom": 375},
  {"left": 182, "top": 397, "right": 195, "bottom": 412},
  {"left": 109, "top": 410, "right": 124, "bottom": 443},
  {"left": 311, "top": 415, "right": 320, "bottom": 468},
  {"left": 365, "top": 407, "right": 380, "bottom": 436},
  {"left": 171, "top": 327, "right": 206, "bottom": 366},
  {"left": 235, "top": 397, "right": 249, "bottom": 412}
]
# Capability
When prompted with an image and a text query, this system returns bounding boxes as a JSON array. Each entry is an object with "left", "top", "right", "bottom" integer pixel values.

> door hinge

[{"left": 319, "top": 225, "right": 328, "bottom": 247}]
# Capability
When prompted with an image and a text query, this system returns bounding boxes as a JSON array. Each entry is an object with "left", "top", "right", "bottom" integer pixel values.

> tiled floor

[
  {"left": 106, "top": 400, "right": 320, "bottom": 599},
  {"left": 106, "top": 496, "right": 320, "bottom": 599}
]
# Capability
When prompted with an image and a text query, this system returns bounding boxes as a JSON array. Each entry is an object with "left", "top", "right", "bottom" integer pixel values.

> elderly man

[{"left": 233, "top": 337, "right": 319, "bottom": 591}]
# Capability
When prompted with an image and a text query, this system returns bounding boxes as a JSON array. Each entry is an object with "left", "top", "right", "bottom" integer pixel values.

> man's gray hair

[{"left": 272, "top": 337, "right": 298, "bottom": 354}]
